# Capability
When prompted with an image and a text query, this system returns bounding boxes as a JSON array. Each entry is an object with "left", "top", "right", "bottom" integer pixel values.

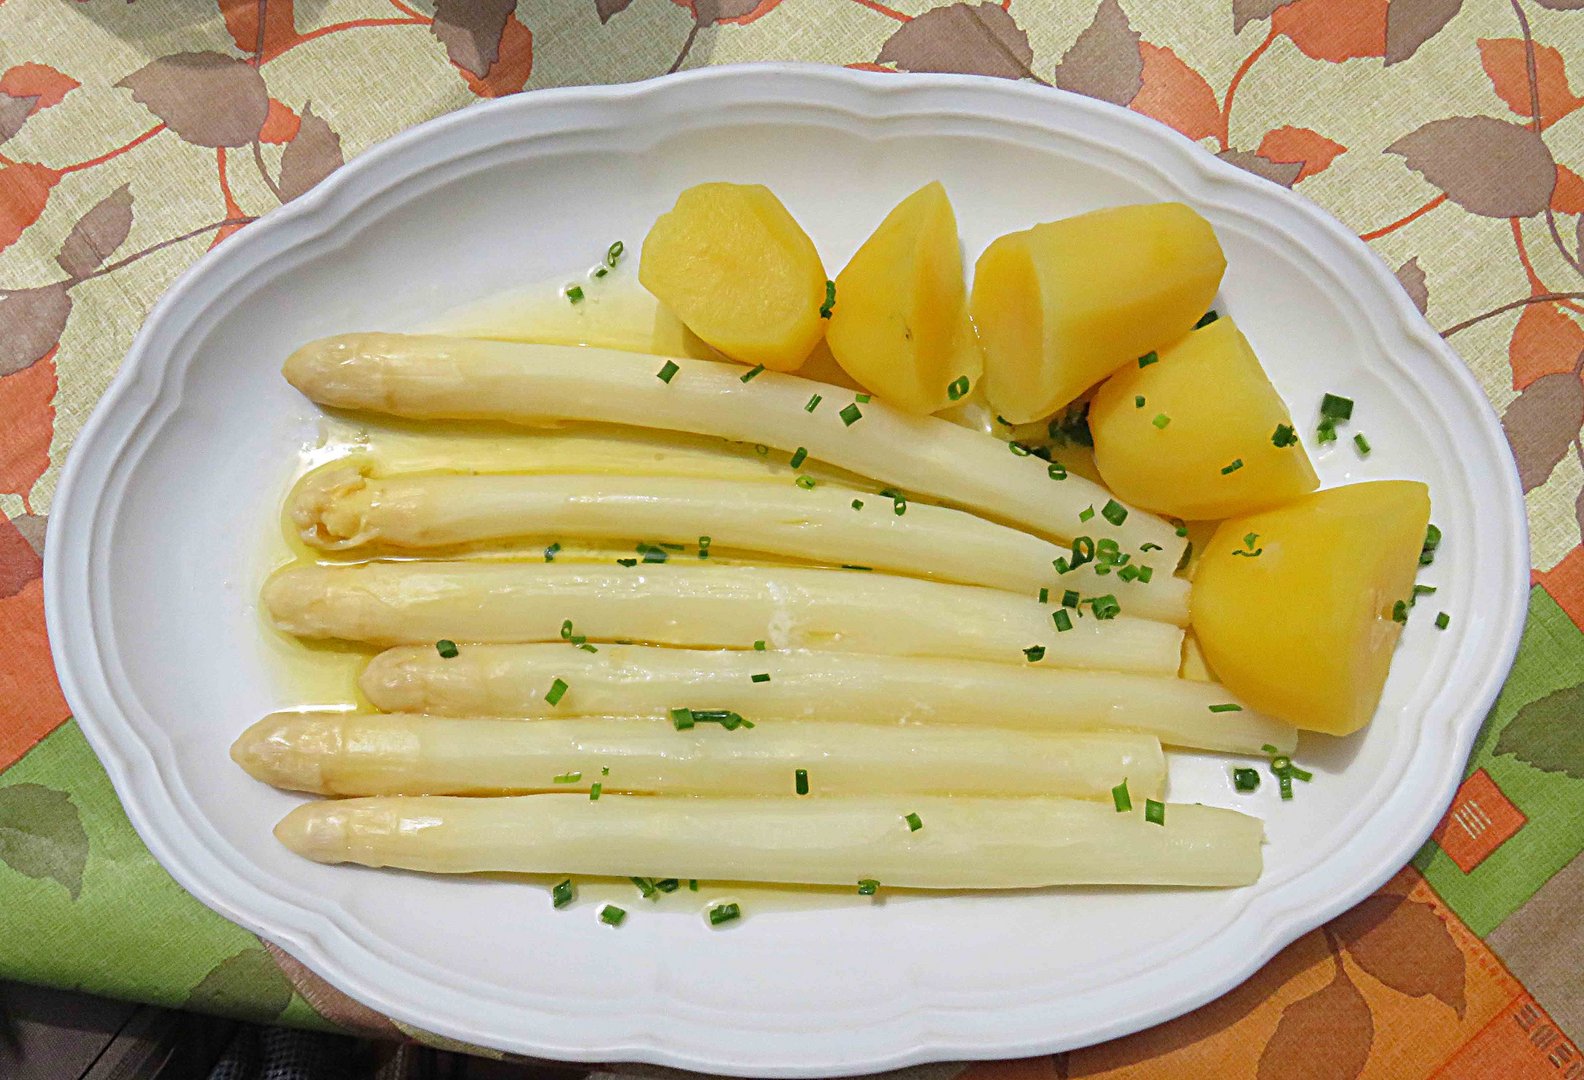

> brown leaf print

[
  {"left": 11, "top": 513, "right": 45, "bottom": 559},
  {"left": 0, "top": 93, "right": 37, "bottom": 146},
  {"left": 1053, "top": 0, "right": 1143, "bottom": 107},
  {"left": 1395, "top": 257, "right": 1429, "bottom": 314},
  {"left": 694, "top": 0, "right": 770, "bottom": 22},
  {"left": 1501, "top": 371, "right": 1584, "bottom": 492},
  {"left": 1217, "top": 148, "right": 1303, "bottom": 187},
  {"left": 1384, "top": 0, "right": 1462, "bottom": 66},
  {"left": 457, "top": 15, "right": 533, "bottom": 98},
  {"left": 1534, "top": 0, "right": 1584, "bottom": 8},
  {"left": 262, "top": 942, "right": 401, "bottom": 1036},
  {"left": 117, "top": 52, "right": 269, "bottom": 148},
  {"left": 876, "top": 3, "right": 1034, "bottom": 81},
  {"left": 0, "top": 286, "right": 72, "bottom": 377},
  {"left": 431, "top": 0, "right": 515, "bottom": 79},
  {"left": 1234, "top": 0, "right": 1295, "bottom": 33},
  {"left": 55, "top": 184, "right": 133, "bottom": 280},
  {"left": 596, "top": 0, "right": 635, "bottom": 22},
  {"left": 1386, "top": 116, "right": 1555, "bottom": 218},
  {"left": 277, "top": 104, "right": 343, "bottom": 203},
  {"left": 1331, "top": 894, "right": 1468, "bottom": 1016},
  {"left": 1256, "top": 958, "right": 1374, "bottom": 1080}
]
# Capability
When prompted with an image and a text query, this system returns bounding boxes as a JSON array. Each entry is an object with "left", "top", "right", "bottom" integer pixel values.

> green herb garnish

[
  {"left": 904, "top": 812, "right": 923, "bottom": 832},
  {"left": 795, "top": 768, "right": 808, "bottom": 795},
  {"left": 839, "top": 403, "right": 863, "bottom": 426},
  {"left": 552, "top": 879, "right": 575, "bottom": 908},
  {"left": 819, "top": 280, "right": 836, "bottom": 319},
  {"left": 741, "top": 364, "right": 765, "bottom": 383},
  {"left": 805, "top": 393, "right": 823, "bottom": 413},
  {"left": 947, "top": 375, "right": 971, "bottom": 400},
  {"left": 1144, "top": 799, "right": 1166, "bottom": 825},
  {"left": 1053, "top": 609, "right": 1073, "bottom": 633},
  {"left": 1221, "top": 459, "right": 1244, "bottom": 475},
  {"left": 789, "top": 447, "right": 808, "bottom": 468},
  {"left": 1272, "top": 423, "right": 1297, "bottom": 448},
  {"left": 1208, "top": 703, "right": 1243, "bottom": 713},
  {"left": 709, "top": 902, "right": 742, "bottom": 925},
  {"left": 1195, "top": 310, "right": 1218, "bottom": 328},
  {"left": 545, "top": 678, "right": 568, "bottom": 706},
  {"left": 656, "top": 360, "right": 679, "bottom": 383},
  {"left": 1152, "top": 413, "right": 1171, "bottom": 429},
  {"left": 1101, "top": 499, "right": 1129, "bottom": 527},
  {"left": 1112, "top": 778, "right": 1132, "bottom": 812},
  {"left": 857, "top": 879, "right": 879, "bottom": 896},
  {"left": 1232, "top": 767, "right": 1260, "bottom": 793},
  {"left": 1138, "top": 351, "right": 1159, "bottom": 368},
  {"left": 566, "top": 285, "right": 585, "bottom": 304},
  {"left": 599, "top": 904, "right": 626, "bottom": 926},
  {"left": 1436, "top": 612, "right": 1450, "bottom": 629},
  {"left": 435, "top": 639, "right": 458, "bottom": 659},
  {"left": 553, "top": 771, "right": 582, "bottom": 784},
  {"left": 1023, "top": 645, "right": 1046, "bottom": 662},
  {"left": 1353, "top": 433, "right": 1371, "bottom": 456}
]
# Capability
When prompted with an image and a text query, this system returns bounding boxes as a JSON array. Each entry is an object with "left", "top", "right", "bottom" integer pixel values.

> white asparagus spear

[
  {"left": 274, "top": 794, "right": 1264, "bottom": 888},
  {"left": 231, "top": 712, "right": 1166, "bottom": 800},
  {"left": 263, "top": 561, "right": 1186, "bottom": 669},
  {"left": 360, "top": 643, "right": 1297, "bottom": 754},
  {"left": 288, "top": 463, "right": 1185, "bottom": 606},
  {"left": 282, "top": 333, "right": 1183, "bottom": 556}
]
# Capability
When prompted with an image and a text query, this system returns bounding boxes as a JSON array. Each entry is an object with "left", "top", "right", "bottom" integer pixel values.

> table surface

[{"left": 3, "top": 1, "right": 1583, "bottom": 1076}]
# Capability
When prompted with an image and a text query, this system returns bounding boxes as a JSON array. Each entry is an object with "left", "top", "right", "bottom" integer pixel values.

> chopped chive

[
  {"left": 545, "top": 678, "right": 568, "bottom": 706},
  {"left": 593, "top": 266, "right": 608, "bottom": 278},
  {"left": 1112, "top": 778, "right": 1132, "bottom": 812},
  {"left": 689, "top": 879, "right": 699, "bottom": 891},
  {"left": 1069, "top": 536, "right": 1095, "bottom": 570},
  {"left": 1208, "top": 703, "right": 1243, "bottom": 713},
  {"left": 709, "top": 902, "right": 742, "bottom": 925},
  {"left": 656, "top": 359, "right": 679, "bottom": 383},
  {"left": 616, "top": 557, "right": 638, "bottom": 567},
  {"left": 1321, "top": 393, "right": 1354, "bottom": 420},
  {"left": 671, "top": 707, "right": 695, "bottom": 730},
  {"left": 1317, "top": 418, "right": 1338, "bottom": 444},
  {"left": 1353, "top": 433, "right": 1371, "bottom": 456},
  {"left": 857, "top": 879, "right": 879, "bottom": 896},
  {"left": 1244, "top": 532, "right": 1259, "bottom": 549},
  {"left": 1435, "top": 611, "right": 1450, "bottom": 629},
  {"left": 856, "top": 393, "right": 871, "bottom": 403},
  {"left": 544, "top": 542, "right": 561, "bottom": 562},
  {"left": 740, "top": 364, "right": 766, "bottom": 383},
  {"left": 1413, "top": 584, "right": 1437, "bottom": 599},
  {"left": 658, "top": 542, "right": 685, "bottom": 552},
  {"left": 1048, "top": 461, "right": 1068, "bottom": 480},
  {"left": 1176, "top": 541, "right": 1194, "bottom": 573},
  {"left": 751, "top": 673, "right": 771, "bottom": 684},
  {"left": 1138, "top": 351, "right": 1159, "bottom": 368},
  {"left": 1272, "top": 423, "right": 1297, "bottom": 448},
  {"left": 947, "top": 375, "right": 971, "bottom": 400},
  {"left": 882, "top": 487, "right": 907, "bottom": 515},
  {"left": 851, "top": 499, "right": 864, "bottom": 510},
  {"left": 1023, "top": 645, "right": 1046, "bottom": 662},
  {"left": 1053, "top": 609, "right": 1073, "bottom": 632},
  {"left": 1134, "top": 395, "right": 1146, "bottom": 409},
  {"left": 1009, "top": 441, "right": 1032, "bottom": 456},
  {"left": 655, "top": 878, "right": 681, "bottom": 893},
  {"left": 819, "top": 280, "right": 836, "bottom": 319},
  {"left": 754, "top": 443, "right": 769, "bottom": 457},
  {"left": 904, "top": 812, "right": 923, "bottom": 832},
  {"left": 1062, "top": 589, "right": 1080, "bottom": 608},
  {"left": 553, "top": 771, "right": 582, "bottom": 784},
  {"left": 1117, "top": 564, "right": 1140, "bottom": 582},
  {"left": 839, "top": 403, "right": 863, "bottom": 426},
  {"left": 1079, "top": 506, "right": 1096, "bottom": 523},
  {"left": 552, "top": 879, "right": 575, "bottom": 908},
  {"left": 805, "top": 393, "right": 822, "bottom": 412},
  {"left": 638, "top": 542, "right": 669, "bottom": 564},
  {"left": 606, "top": 240, "right": 624, "bottom": 267},
  {"left": 1232, "top": 767, "right": 1260, "bottom": 793},
  {"left": 599, "top": 904, "right": 626, "bottom": 926},
  {"left": 1392, "top": 599, "right": 1409, "bottom": 623},
  {"left": 789, "top": 446, "right": 808, "bottom": 468},
  {"left": 1144, "top": 799, "right": 1166, "bottom": 826},
  {"left": 1420, "top": 523, "right": 1442, "bottom": 566},
  {"left": 630, "top": 876, "right": 658, "bottom": 899},
  {"left": 435, "top": 639, "right": 459, "bottom": 659},
  {"left": 1152, "top": 413, "right": 1171, "bottom": 429},
  {"left": 561, "top": 619, "right": 574, "bottom": 640},
  {"left": 1038, "top": 587, "right": 1050, "bottom": 603},
  {"left": 794, "top": 768, "right": 809, "bottom": 795},
  {"left": 589, "top": 782, "right": 602, "bottom": 800},
  {"left": 1175, "top": 523, "right": 1189, "bottom": 537},
  {"left": 795, "top": 475, "right": 817, "bottom": 490},
  {"left": 754, "top": 639, "right": 766, "bottom": 651},
  {"left": 1101, "top": 499, "right": 1129, "bottom": 526},
  {"left": 1195, "top": 309, "right": 1219, "bottom": 328},
  {"left": 1221, "top": 459, "right": 1244, "bottom": 475},
  {"left": 1137, "top": 566, "right": 1154, "bottom": 583},
  {"left": 841, "top": 564, "right": 873, "bottom": 571},
  {"left": 566, "top": 285, "right": 585, "bottom": 303},
  {"left": 1141, "top": 543, "right": 1162, "bottom": 552},
  {"left": 1089, "top": 595, "right": 1121, "bottom": 620}
]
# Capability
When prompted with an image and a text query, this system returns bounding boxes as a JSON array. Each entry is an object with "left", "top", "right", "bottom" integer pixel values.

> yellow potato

[
  {"left": 639, "top": 182, "right": 827, "bottom": 371},
  {"left": 970, "top": 203, "right": 1225, "bottom": 423},
  {"left": 1089, "top": 317, "right": 1318, "bottom": 519},
  {"left": 827, "top": 182, "right": 983, "bottom": 413},
  {"left": 1192, "top": 481, "right": 1432, "bottom": 736}
]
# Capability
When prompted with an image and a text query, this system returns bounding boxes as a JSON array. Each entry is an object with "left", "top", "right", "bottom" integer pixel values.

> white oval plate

[{"left": 45, "top": 65, "right": 1527, "bottom": 1076}]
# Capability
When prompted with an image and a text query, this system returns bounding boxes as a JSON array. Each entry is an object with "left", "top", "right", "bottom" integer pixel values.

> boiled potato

[
  {"left": 826, "top": 182, "right": 982, "bottom": 413},
  {"left": 1192, "top": 481, "right": 1432, "bottom": 736},
  {"left": 639, "top": 182, "right": 827, "bottom": 370},
  {"left": 1089, "top": 317, "right": 1318, "bottom": 519},
  {"left": 970, "top": 203, "right": 1225, "bottom": 424}
]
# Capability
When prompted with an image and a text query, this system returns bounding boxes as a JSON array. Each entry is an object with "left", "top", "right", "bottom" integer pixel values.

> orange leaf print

[
  {"left": 218, "top": 0, "right": 298, "bottom": 57},
  {"left": 459, "top": 14, "right": 532, "bottom": 98},
  {"left": 1477, "top": 39, "right": 1584, "bottom": 129},
  {"left": 1554, "top": 165, "right": 1584, "bottom": 213},
  {"left": 0, "top": 162, "right": 61, "bottom": 254},
  {"left": 0, "top": 63, "right": 79, "bottom": 115},
  {"left": 1273, "top": 0, "right": 1389, "bottom": 62},
  {"left": 0, "top": 348, "right": 58, "bottom": 503},
  {"left": 1130, "top": 43, "right": 1220, "bottom": 142},
  {"left": 0, "top": 520, "right": 70, "bottom": 772},
  {"left": 1256, "top": 956, "right": 1375, "bottom": 1080},
  {"left": 259, "top": 99, "right": 300, "bottom": 144},
  {"left": 1509, "top": 302, "right": 1584, "bottom": 390},
  {"left": 1257, "top": 125, "right": 1347, "bottom": 181}
]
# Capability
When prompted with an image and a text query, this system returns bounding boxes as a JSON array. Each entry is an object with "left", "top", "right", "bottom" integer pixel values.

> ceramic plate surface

[{"left": 45, "top": 65, "right": 1528, "bottom": 1077}]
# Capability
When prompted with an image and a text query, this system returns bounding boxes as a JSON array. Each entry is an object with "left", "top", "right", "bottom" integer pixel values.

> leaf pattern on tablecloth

[
  {"left": 1496, "top": 682, "right": 1584, "bottom": 777},
  {"left": 0, "top": 62, "right": 78, "bottom": 113},
  {"left": 218, "top": 0, "right": 297, "bottom": 58},
  {"left": 1053, "top": 0, "right": 1143, "bottom": 106},
  {"left": 185, "top": 947, "right": 294, "bottom": 1020},
  {"left": 1256, "top": 125, "right": 1347, "bottom": 181},
  {"left": 1396, "top": 256, "right": 1430, "bottom": 314},
  {"left": 1331, "top": 895, "right": 1468, "bottom": 1016},
  {"left": 1256, "top": 950, "right": 1375, "bottom": 1080},
  {"left": 1385, "top": 0, "right": 1463, "bottom": 65},
  {"left": 262, "top": 941, "right": 402, "bottom": 1036},
  {"left": 1387, "top": 116, "right": 1555, "bottom": 216},
  {"left": 1479, "top": 38, "right": 1584, "bottom": 126},
  {"left": 55, "top": 184, "right": 133, "bottom": 280},
  {"left": 1510, "top": 302, "right": 1584, "bottom": 388},
  {"left": 876, "top": 3, "right": 1034, "bottom": 80},
  {"left": 0, "top": 782, "right": 87, "bottom": 898},
  {"left": 117, "top": 52, "right": 270, "bottom": 148},
  {"left": 1502, "top": 370, "right": 1584, "bottom": 490},
  {"left": 0, "top": 286, "right": 71, "bottom": 377},
  {"left": 277, "top": 103, "right": 343, "bottom": 202}
]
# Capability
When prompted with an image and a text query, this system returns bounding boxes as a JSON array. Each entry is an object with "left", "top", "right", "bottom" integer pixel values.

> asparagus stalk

[
  {"left": 274, "top": 794, "right": 1264, "bottom": 888},
  {"left": 282, "top": 333, "right": 1183, "bottom": 556},
  {"left": 359, "top": 643, "right": 1297, "bottom": 754}
]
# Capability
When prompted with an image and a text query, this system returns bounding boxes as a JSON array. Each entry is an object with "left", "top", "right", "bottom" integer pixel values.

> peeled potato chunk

[
  {"left": 1192, "top": 481, "right": 1432, "bottom": 736},
  {"left": 970, "top": 203, "right": 1225, "bottom": 424},
  {"left": 827, "top": 182, "right": 983, "bottom": 413},
  {"left": 1089, "top": 317, "right": 1318, "bottom": 519},
  {"left": 639, "top": 182, "right": 827, "bottom": 371}
]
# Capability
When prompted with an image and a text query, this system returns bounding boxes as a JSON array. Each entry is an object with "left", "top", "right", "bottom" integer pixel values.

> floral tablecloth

[{"left": 3, "top": 1, "right": 1583, "bottom": 1076}]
